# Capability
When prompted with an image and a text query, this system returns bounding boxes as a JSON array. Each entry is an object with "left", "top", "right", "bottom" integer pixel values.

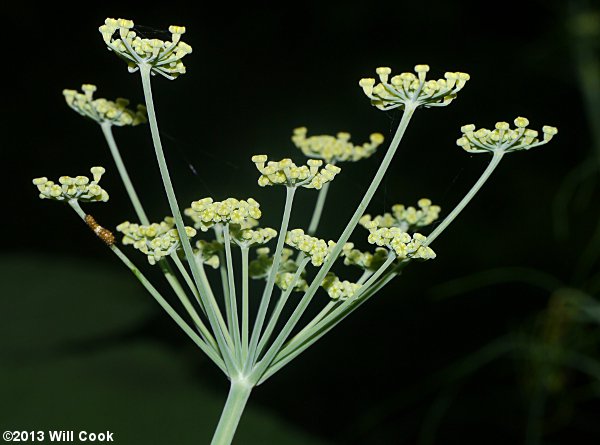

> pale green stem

[
  {"left": 245, "top": 186, "right": 296, "bottom": 372},
  {"left": 286, "top": 300, "right": 337, "bottom": 348},
  {"left": 258, "top": 265, "right": 398, "bottom": 385},
  {"left": 160, "top": 259, "right": 218, "bottom": 351},
  {"left": 307, "top": 179, "right": 332, "bottom": 235},
  {"left": 67, "top": 200, "right": 226, "bottom": 373},
  {"left": 255, "top": 257, "right": 311, "bottom": 360},
  {"left": 357, "top": 269, "right": 373, "bottom": 285},
  {"left": 101, "top": 123, "right": 194, "bottom": 328},
  {"left": 426, "top": 150, "right": 504, "bottom": 245},
  {"left": 276, "top": 253, "right": 396, "bottom": 363},
  {"left": 214, "top": 225, "right": 232, "bottom": 328},
  {"left": 241, "top": 247, "right": 250, "bottom": 360},
  {"left": 210, "top": 379, "right": 253, "bottom": 445},
  {"left": 223, "top": 225, "right": 242, "bottom": 361},
  {"left": 196, "top": 261, "right": 236, "bottom": 351},
  {"left": 139, "top": 65, "right": 237, "bottom": 374},
  {"left": 170, "top": 252, "right": 207, "bottom": 315},
  {"left": 250, "top": 104, "right": 417, "bottom": 381},
  {"left": 100, "top": 122, "right": 150, "bottom": 225}
]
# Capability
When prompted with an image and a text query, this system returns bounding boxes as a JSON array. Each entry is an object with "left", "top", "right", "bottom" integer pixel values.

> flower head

[
  {"left": 285, "top": 229, "right": 335, "bottom": 266},
  {"left": 291, "top": 127, "right": 384, "bottom": 163},
  {"left": 340, "top": 243, "right": 389, "bottom": 272},
  {"left": 195, "top": 240, "right": 223, "bottom": 269},
  {"left": 249, "top": 248, "right": 308, "bottom": 292},
  {"left": 251, "top": 156, "right": 341, "bottom": 189},
  {"left": 321, "top": 273, "right": 362, "bottom": 301},
  {"left": 116, "top": 218, "right": 197, "bottom": 265},
  {"left": 33, "top": 167, "right": 109, "bottom": 203},
  {"left": 230, "top": 226, "right": 278, "bottom": 248},
  {"left": 456, "top": 117, "right": 558, "bottom": 154},
  {"left": 99, "top": 18, "right": 192, "bottom": 79},
  {"left": 365, "top": 225, "right": 436, "bottom": 260},
  {"left": 359, "top": 199, "right": 441, "bottom": 232},
  {"left": 185, "top": 198, "right": 262, "bottom": 232},
  {"left": 359, "top": 65, "right": 470, "bottom": 110},
  {"left": 63, "top": 84, "right": 147, "bottom": 126}
]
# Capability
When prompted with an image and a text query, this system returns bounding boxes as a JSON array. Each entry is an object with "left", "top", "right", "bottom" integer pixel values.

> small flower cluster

[
  {"left": 116, "top": 218, "right": 197, "bottom": 265},
  {"left": 321, "top": 273, "right": 362, "bottom": 301},
  {"left": 359, "top": 65, "right": 470, "bottom": 110},
  {"left": 340, "top": 243, "right": 389, "bottom": 271},
  {"left": 365, "top": 225, "right": 436, "bottom": 260},
  {"left": 185, "top": 198, "right": 261, "bottom": 231},
  {"left": 251, "top": 156, "right": 341, "bottom": 189},
  {"left": 456, "top": 117, "right": 558, "bottom": 154},
  {"left": 249, "top": 248, "right": 308, "bottom": 292},
  {"left": 195, "top": 240, "right": 222, "bottom": 269},
  {"left": 63, "top": 85, "right": 147, "bottom": 127},
  {"left": 32, "top": 167, "right": 109, "bottom": 203},
  {"left": 359, "top": 199, "right": 441, "bottom": 232},
  {"left": 291, "top": 127, "right": 385, "bottom": 163},
  {"left": 231, "top": 226, "right": 278, "bottom": 248},
  {"left": 99, "top": 18, "right": 192, "bottom": 79},
  {"left": 285, "top": 229, "right": 335, "bottom": 266}
]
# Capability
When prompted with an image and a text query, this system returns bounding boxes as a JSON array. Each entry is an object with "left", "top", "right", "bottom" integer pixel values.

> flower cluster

[
  {"left": 291, "top": 127, "right": 385, "bottom": 163},
  {"left": 340, "top": 243, "right": 390, "bottom": 271},
  {"left": 99, "top": 18, "right": 192, "bottom": 79},
  {"left": 285, "top": 229, "right": 335, "bottom": 266},
  {"left": 185, "top": 198, "right": 261, "bottom": 231},
  {"left": 456, "top": 117, "right": 558, "bottom": 154},
  {"left": 365, "top": 225, "right": 436, "bottom": 260},
  {"left": 231, "top": 226, "right": 278, "bottom": 248},
  {"left": 194, "top": 240, "right": 222, "bottom": 269},
  {"left": 249, "top": 248, "right": 308, "bottom": 292},
  {"left": 116, "top": 218, "right": 197, "bottom": 265},
  {"left": 63, "top": 85, "right": 147, "bottom": 127},
  {"left": 321, "top": 273, "right": 362, "bottom": 301},
  {"left": 359, "top": 65, "right": 470, "bottom": 110},
  {"left": 33, "top": 167, "right": 109, "bottom": 203},
  {"left": 251, "top": 156, "right": 341, "bottom": 189},
  {"left": 359, "top": 199, "right": 441, "bottom": 232}
]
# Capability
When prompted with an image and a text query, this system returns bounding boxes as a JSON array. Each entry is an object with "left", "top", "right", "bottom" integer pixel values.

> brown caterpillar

[{"left": 85, "top": 214, "right": 115, "bottom": 246}]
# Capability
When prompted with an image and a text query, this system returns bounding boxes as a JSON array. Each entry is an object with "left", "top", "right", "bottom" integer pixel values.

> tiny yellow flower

[
  {"left": 251, "top": 156, "right": 341, "bottom": 189},
  {"left": 249, "top": 248, "right": 308, "bottom": 292},
  {"left": 366, "top": 225, "right": 436, "bottom": 260},
  {"left": 186, "top": 198, "right": 262, "bottom": 231},
  {"left": 360, "top": 199, "right": 441, "bottom": 232},
  {"left": 32, "top": 167, "right": 110, "bottom": 203},
  {"left": 291, "top": 127, "right": 385, "bottom": 163},
  {"left": 117, "top": 218, "right": 197, "bottom": 265},
  {"left": 99, "top": 18, "right": 192, "bottom": 79},
  {"left": 457, "top": 117, "right": 558, "bottom": 154},
  {"left": 321, "top": 273, "right": 362, "bottom": 301},
  {"left": 285, "top": 229, "right": 335, "bottom": 266},
  {"left": 63, "top": 85, "right": 147, "bottom": 126},
  {"left": 359, "top": 64, "right": 470, "bottom": 110},
  {"left": 340, "top": 243, "right": 389, "bottom": 272}
]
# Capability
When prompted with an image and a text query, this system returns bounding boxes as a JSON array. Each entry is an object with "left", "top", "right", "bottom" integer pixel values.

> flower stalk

[{"left": 31, "top": 19, "right": 560, "bottom": 444}]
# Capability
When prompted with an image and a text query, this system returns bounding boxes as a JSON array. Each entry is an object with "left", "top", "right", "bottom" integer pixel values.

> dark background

[{"left": 2, "top": 0, "right": 599, "bottom": 444}]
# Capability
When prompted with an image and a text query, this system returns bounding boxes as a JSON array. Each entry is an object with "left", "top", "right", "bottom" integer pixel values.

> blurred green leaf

[
  {"left": 0, "top": 254, "right": 154, "bottom": 361},
  {"left": 0, "top": 342, "right": 330, "bottom": 445}
]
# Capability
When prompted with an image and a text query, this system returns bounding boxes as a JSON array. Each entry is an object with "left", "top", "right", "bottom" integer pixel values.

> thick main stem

[
  {"left": 211, "top": 380, "right": 253, "bottom": 445},
  {"left": 426, "top": 150, "right": 504, "bottom": 245},
  {"left": 139, "top": 65, "right": 237, "bottom": 373},
  {"left": 100, "top": 122, "right": 150, "bottom": 225}
]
